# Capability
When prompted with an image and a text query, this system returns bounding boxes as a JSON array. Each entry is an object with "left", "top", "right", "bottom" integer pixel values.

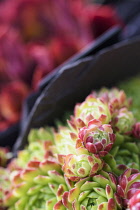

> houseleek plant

[{"left": 1, "top": 77, "right": 140, "bottom": 210}]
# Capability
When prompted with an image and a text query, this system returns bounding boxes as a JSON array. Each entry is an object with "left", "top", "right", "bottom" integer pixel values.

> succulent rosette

[
  {"left": 113, "top": 141, "right": 140, "bottom": 173},
  {"left": 17, "top": 140, "right": 54, "bottom": 169},
  {"left": 128, "top": 189, "right": 140, "bottom": 210},
  {"left": 78, "top": 119, "right": 115, "bottom": 157},
  {"left": 59, "top": 148, "right": 103, "bottom": 182},
  {"left": 117, "top": 168, "right": 140, "bottom": 209},
  {"left": 57, "top": 170, "right": 121, "bottom": 210},
  {"left": 4, "top": 159, "right": 69, "bottom": 210},
  {"left": 111, "top": 108, "right": 135, "bottom": 134},
  {"left": 54, "top": 126, "right": 78, "bottom": 156},
  {"left": 108, "top": 132, "right": 140, "bottom": 175},
  {"left": 28, "top": 127, "right": 54, "bottom": 143},
  {"left": 93, "top": 88, "right": 135, "bottom": 134},
  {"left": 96, "top": 88, "right": 130, "bottom": 112},
  {"left": 16, "top": 127, "right": 54, "bottom": 168},
  {"left": 69, "top": 95, "right": 111, "bottom": 130}
]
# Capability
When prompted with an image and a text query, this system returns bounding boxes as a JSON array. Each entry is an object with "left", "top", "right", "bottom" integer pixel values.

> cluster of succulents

[
  {"left": 0, "top": 86, "right": 140, "bottom": 210},
  {"left": 0, "top": 0, "right": 121, "bottom": 131}
]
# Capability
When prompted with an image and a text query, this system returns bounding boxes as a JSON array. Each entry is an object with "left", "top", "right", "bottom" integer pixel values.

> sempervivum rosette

[
  {"left": 54, "top": 125, "right": 103, "bottom": 181},
  {"left": 59, "top": 148, "right": 103, "bottom": 182},
  {"left": 111, "top": 108, "right": 135, "bottom": 134},
  {"left": 69, "top": 94, "right": 111, "bottom": 130},
  {"left": 109, "top": 125, "right": 140, "bottom": 175},
  {"left": 96, "top": 88, "right": 130, "bottom": 113},
  {"left": 17, "top": 127, "right": 54, "bottom": 168},
  {"left": 78, "top": 119, "right": 115, "bottom": 157},
  {"left": 94, "top": 88, "right": 135, "bottom": 134},
  {"left": 54, "top": 126, "right": 78, "bottom": 156},
  {"left": 127, "top": 190, "right": 140, "bottom": 210},
  {"left": 17, "top": 140, "right": 54, "bottom": 168},
  {"left": 117, "top": 168, "right": 140, "bottom": 209},
  {"left": 4, "top": 159, "right": 69, "bottom": 210},
  {"left": 28, "top": 127, "right": 54, "bottom": 143},
  {"left": 112, "top": 138, "right": 140, "bottom": 174},
  {"left": 57, "top": 170, "right": 121, "bottom": 210}
]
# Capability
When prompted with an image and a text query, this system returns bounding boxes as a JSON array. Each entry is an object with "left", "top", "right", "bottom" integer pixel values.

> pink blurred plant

[
  {"left": 0, "top": 81, "right": 30, "bottom": 130},
  {"left": 0, "top": 0, "right": 121, "bottom": 131},
  {"left": 0, "top": 26, "right": 29, "bottom": 82}
]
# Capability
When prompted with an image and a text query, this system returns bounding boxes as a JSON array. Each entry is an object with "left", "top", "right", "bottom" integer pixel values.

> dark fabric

[
  {"left": 114, "top": 0, "right": 140, "bottom": 40},
  {"left": 13, "top": 37, "right": 140, "bottom": 153},
  {"left": 115, "top": 0, "right": 140, "bottom": 23},
  {"left": 39, "top": 27, "right": 121, "bottom": 90},
  {"left": 120, "top": 9, "right": 140, "bottom": 40},
  {"left": 0, "top": 123, "right": 20, "bottom": 148}
]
